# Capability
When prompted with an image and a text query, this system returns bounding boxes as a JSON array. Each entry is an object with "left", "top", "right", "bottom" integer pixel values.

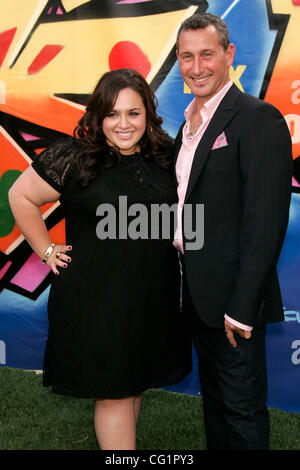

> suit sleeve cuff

[{"left": 224, "top": 314, "right": 253, "bottom": 331}]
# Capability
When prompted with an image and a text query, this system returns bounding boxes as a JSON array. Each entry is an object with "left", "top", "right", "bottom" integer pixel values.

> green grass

[{"left": 0, "top": 367, "right": 299, "bottom": 450}]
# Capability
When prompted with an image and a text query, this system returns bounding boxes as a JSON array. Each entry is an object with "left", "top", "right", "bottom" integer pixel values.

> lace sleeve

[{"left": 31, "top": 137, "right": 77, "bottom": 193}]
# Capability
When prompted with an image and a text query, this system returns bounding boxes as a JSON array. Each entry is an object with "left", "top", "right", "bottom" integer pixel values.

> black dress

[{"left": 32, "top": 138, "right": 192, "bottom": 398}]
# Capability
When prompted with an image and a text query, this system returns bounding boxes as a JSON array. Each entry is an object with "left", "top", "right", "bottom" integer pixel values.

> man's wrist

[{"left": 224, "top": 314, "right": 253, "bottom": 331}]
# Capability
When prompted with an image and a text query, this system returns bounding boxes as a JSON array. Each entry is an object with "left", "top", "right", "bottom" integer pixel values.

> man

[{"left": 174, "top": 13, "right": 292, "bottom": 450}]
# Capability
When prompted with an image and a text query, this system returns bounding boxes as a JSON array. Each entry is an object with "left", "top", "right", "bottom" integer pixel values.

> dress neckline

[{"left": 120, "top": 152, "right": 141, "bottom": 158}]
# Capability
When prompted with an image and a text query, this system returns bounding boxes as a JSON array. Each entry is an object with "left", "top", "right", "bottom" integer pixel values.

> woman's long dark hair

[{"left": 73, "top": 69, "right": 173, "bottom": 187}]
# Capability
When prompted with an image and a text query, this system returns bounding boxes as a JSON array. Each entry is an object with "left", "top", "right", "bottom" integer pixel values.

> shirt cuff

[{"left": 224, "top": 314, "right": 253, "bottom": 331}]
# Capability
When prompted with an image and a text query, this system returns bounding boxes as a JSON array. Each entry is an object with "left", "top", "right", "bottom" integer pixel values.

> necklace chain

[
  {"left": 187, "top": 113, "right": 202, "bottom": 140},
  {"left": 187, "top": 125, "right": 199, "bottom": 140}
]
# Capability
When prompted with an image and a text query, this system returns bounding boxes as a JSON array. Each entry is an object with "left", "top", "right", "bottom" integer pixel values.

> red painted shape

[
  {"left": 109, "top": 41, "right": 151, "bottom": 78},
  {"left": 0, "top": 27, "right": 17, "bottom": 67},
  {"left": 292, "top": 0, "right": 300, "bottom": 5},
  {"left": 27, "top": 45, "right": 64, "bottom": 75}
]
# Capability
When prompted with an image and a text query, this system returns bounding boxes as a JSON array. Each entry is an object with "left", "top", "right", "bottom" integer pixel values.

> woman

[{"left": 8, "top": 69, "right": 192, "bottom": 450}]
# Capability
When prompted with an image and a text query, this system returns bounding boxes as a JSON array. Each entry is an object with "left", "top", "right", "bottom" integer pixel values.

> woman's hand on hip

[{"left": 46, "top": 244, "right": 72, "bottom": 275}]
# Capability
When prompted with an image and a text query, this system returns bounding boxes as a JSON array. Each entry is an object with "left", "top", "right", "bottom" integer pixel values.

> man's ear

[{"left": 226, "top": 43, "right": 235, "bottom": 67}]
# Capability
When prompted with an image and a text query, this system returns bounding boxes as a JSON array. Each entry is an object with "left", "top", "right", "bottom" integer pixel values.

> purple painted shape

[
  {"left": 48, "top": 6, "right": 53, "bottom": 14},
  {"left": 56, "top": 6, "right": 64, "bottom": 14},
  {"left": 20, "top": 132, "right": 40, "bottom": 141},
  {"left": 10, "top": 252, "right": 50, "bottom": 292},
  {"left": 0, "top": 261, "right": 12, "bottom": 280},
  {"left": 292, "top": 176, "right": 300, "bottom": 188},
  {"left": 116, "top": 0, "right": 152, "bottom": 4}
]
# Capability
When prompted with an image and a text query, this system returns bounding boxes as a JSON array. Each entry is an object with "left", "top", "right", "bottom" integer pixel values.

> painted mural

[{"left": 0, "top": 0, "right": 300, "bottom": 412}]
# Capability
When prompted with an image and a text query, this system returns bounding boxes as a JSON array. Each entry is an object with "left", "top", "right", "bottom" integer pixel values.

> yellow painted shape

[
  {"left": 0, "top": 1, "right": 48, "bottom": 67},
  {"left": 270, "top": 0, "right": 300, "bottom": 67},
  {"left": 0, "top": 80, "right": 5, "bottom": 104},
  {"left": 62, "top": 0, "right": 91, "bottom": 12},
  {"left": 229, "top": 65, "right": 246, "bottom": 91},
  {"left": 0, "top": 1, "right": 48, "bottom": 33},
  {"left": 271, "top": 0, "right": 294, "bottom": 14},
  {"left": 1, "top": 8, "right": 197, "bottom": 100}
]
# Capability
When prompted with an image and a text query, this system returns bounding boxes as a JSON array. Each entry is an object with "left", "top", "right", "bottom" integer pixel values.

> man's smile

[{"left": 191, "top": 75, "right": 212, "bottom": 84}]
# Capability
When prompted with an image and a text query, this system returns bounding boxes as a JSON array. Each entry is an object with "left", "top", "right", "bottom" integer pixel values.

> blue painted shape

[{"left": 0, "top": 288, "right": 49, "bottom": 370}]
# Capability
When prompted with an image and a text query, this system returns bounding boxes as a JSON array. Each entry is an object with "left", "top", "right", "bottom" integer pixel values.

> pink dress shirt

[{"left": 174, "top": 79, "right": 252, "bottom": 332}]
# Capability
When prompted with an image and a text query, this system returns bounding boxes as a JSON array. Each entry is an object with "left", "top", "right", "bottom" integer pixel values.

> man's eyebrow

[
  {"left": 178, "top": 50, "right": 193, "bottom": 56},
  {"left": 179, "top": 48, "right": 214, "bottom": 55}
]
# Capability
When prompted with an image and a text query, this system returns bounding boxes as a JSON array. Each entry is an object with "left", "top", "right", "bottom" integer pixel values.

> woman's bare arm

[{"left": 8, "top": 166, "right": 72, "bottom": 274}]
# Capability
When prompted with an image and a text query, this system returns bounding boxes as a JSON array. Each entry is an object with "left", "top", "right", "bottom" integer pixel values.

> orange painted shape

[
  {"left": 34, "top": 148, "right": 46, "bottom": 154},
  {"left": 2, "top": 95, "right": 84, "bottom": 135},
  {"left": 265, "top": 73, "right": 300, "bottom": 160},
  {"left": 49, "top": 218, "right": 66, "bottom": 245},
  {"left": 293, "top": 144, "right": 300, "bottom": 160},
  {"left": 0, "top": 133, "right": 65, "bottom": 251},
  {"left": 0, "top": 132, "right": 28, "bottom": 175}
]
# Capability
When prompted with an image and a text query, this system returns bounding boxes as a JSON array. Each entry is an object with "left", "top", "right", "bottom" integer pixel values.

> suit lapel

[
  {"left": 176, "top": 84, "right": 242, "bottom": 202},
  {"left": 173, "top": 122, "right": 185, "bottom": 181}
]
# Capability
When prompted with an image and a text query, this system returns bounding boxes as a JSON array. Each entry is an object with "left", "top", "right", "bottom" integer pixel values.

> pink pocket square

[{"left": 212, "top": 131, "right": 228, "bottom": 150}]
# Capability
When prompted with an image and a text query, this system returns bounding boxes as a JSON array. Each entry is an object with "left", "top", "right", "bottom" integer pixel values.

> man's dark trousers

[{"left": 182, "top": 269, "right": 269, "bottom": 450}]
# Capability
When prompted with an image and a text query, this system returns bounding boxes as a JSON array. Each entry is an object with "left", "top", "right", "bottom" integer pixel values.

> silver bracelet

[{"left": 42, "top": 242, "right": 55, "bottom": 264}]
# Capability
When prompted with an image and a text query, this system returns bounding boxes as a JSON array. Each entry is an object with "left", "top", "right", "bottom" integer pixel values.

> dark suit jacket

[{"left": 174, "top": 83, "right": 292, "bottom": 328}]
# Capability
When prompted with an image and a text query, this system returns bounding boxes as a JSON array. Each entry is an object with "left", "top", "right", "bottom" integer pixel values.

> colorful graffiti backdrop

[{"left": 0, "top": 0, "right": 300, "bottom": 412}]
